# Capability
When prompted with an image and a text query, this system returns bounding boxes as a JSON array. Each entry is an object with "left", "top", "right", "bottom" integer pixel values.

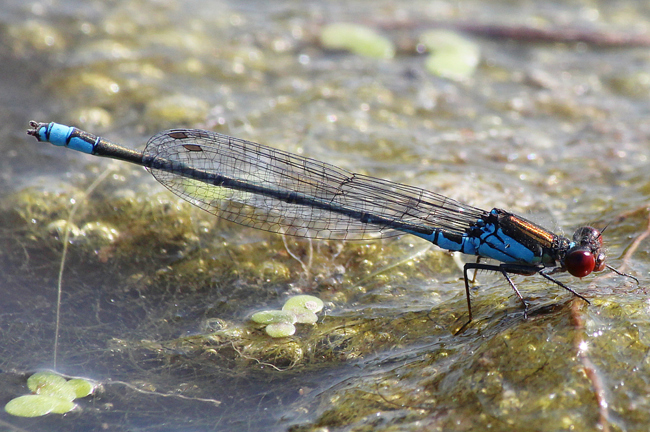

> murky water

[{"left": 1, "top": 0, "right": 649, "bottom": 430}]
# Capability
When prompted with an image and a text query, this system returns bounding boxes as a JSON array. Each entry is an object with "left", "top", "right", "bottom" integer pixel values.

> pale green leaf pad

[
  {"left": 67, "top": 379, "right": 95, "bottom": 399},
  {"left": 265, "top": 322, "right": 296, "bottom": 338},
  {"left": 420, "top": 30, "right": 480, "bottom": 80},
  {"left": 321, "top": 23, "right": 394, "bottom": 59},
  {"left": 27, "top": 371, "right": 67, "bottom": 392},
  {"left": 5, "top": 395, "right": 75, "bottom": 417},
  {"left": 6, "top": 372, "right": 96, "bottom": 417},
  {"left": 282, "top": 295, "right": 324, "bottom": 313},
  {"left": 251, "top": 310, "right": 297, "bottom": 325}
]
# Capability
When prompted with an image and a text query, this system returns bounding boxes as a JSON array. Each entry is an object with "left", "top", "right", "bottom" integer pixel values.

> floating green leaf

[
  {"left": 7, "top": 372, "right": 96, "bottom": 417},
  {"left": 321, "top": 23, "right": 394, "bottom": 59},
  {"left": 27, "top": 371, "right": 76, "bottom": 401},
  {"left": 5, "top": 395, "right": 74, "bottom": 417},
  {"left": 292, "top": 310, "right": 319, "bottom": 324},
  {"left": 265, "top": 322, "right": 296, "bottom": 338},
  {"left": 27, "top": 371, "right": 67, "bottom": 393},
  {"left": 49, "top": 397, "right": 76, "bottom": 414},
  {"left": 251, "top": 310, "right": 297, "bottom": 325},
  {"left": 282, "top": 295, "right": 324, "bottom": 313},
  {"left": 67, "top": 379, "right": 95, "bottom": 399},
  {"left": 38, "top": 381, "right": 77, "bottom": 402},
  {"left": 420, "top": 30, "right": 480, "bottom": 80}
]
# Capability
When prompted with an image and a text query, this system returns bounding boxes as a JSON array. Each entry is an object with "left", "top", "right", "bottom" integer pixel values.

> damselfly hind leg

[
  {"left": 460, "top": 262, "right": 594, "bottom": 327},
  {"left": 463, "top": 262, "right": 531, "bottom": 323}
]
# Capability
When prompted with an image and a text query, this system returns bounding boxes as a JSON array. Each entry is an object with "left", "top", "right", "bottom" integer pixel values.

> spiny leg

[
  {"left": 497, "top": 268, "right": 529, "bottom": 319},
  {"left": 460, "top": 261, "right": 593, "bottom": 328},
  {"left": 464, "top": 262, "right": 540, "bottom": 322}
]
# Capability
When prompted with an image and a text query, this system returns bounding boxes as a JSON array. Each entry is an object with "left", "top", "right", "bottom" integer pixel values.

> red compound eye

[{"left": 565, "top": 249, "right": 596, "bottom": 277}]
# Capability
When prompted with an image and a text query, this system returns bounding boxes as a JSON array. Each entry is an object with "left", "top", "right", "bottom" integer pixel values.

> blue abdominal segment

[{"left": 32, "top": 122, "right": 97, "bottom": 154}]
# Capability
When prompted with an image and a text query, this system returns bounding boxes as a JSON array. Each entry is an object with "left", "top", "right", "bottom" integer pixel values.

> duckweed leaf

[
  {"left": 5, "top": 395, "right": 74, "bottom": 417},
  {"left": 420, "top": 30, "right": 480, "bottom": 80},
  {"left": 251, "top": 310, "right": 296, "bottom": 325},
  {"left": 67, "top": 379, "right": 95, "bottom": 399},
  {"left": 27, "top": 371, "right": 67, "bottom": 393},
  {"left": 282, "top": 295, "right": 324, "bottom": 313},
  {"left": 37, "top": 380, "right": 77, "bottom": 402},
  {"left": 292, "top": 310, "right": 319, "bottom": 324},
  {"left": 265, "top": 322, "right": 296, "bottom": 338},
  {"left": 49, "top": 397, "right": 76, "bottom": 414},
  {"left": 321, "top": 23, "right": 394, "bottom": 59}
]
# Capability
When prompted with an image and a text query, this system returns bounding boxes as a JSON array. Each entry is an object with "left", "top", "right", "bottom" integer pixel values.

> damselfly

[{"left": 27, "top": 121, "right": 636, "bottom": 323}]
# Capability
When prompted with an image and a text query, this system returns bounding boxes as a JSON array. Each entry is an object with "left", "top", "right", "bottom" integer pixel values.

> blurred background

[{"left": 1, "top": 0, "right": 649, "bottom": 431}]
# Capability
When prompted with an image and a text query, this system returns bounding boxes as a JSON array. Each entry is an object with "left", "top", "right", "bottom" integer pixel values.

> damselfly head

[{"left": 565, "top": 226, "right": 606, "bottom": 277}]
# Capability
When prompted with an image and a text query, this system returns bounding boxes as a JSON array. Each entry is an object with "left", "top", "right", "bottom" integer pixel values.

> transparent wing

[{"left": 143, "top": 129, "right": 487, "bottom": 241}]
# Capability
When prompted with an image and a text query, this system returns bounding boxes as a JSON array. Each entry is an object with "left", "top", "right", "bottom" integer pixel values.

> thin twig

[
  {"left": 54, "top": 167, "right": 114, "bottom": 369},
  {"left": 569, "top": 300, "right": 610, "bottom": 432},
  {"left": 617, "top": 209, "right": 650, "bottom": 275},
  {"left": 281, "top": 235, "right": 312, "bottom": 280},
  {"left": 371, "top": 19, "right": 650, "bottom": 49}
]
